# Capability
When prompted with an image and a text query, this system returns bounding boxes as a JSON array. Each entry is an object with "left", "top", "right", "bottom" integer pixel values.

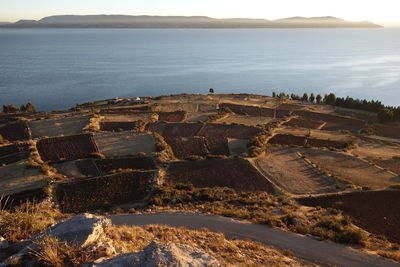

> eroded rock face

[
  {"left": 90, "top": 241, "right": 221, "bottom": 267},
  {"left": 48, "top": 213, "right": 111, "bottom": 247}
]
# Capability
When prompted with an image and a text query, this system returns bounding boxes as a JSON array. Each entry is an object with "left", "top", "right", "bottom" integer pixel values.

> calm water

[{"left": 0, "top": 28, "right": 399, "bottom": 111}]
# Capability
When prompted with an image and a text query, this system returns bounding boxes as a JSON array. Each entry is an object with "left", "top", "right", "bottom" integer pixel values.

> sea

[{"left": 0, "top": 28, "right": 399, "bottom": 111}]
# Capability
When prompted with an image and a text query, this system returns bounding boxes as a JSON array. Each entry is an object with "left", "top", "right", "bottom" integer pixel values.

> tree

[
  {"left": 325, "top": 93, "right": 337, "bottom": 105},
  {"left": 209, "top": 88, "right": 214, "bottom": 94},
  {"left": 301, "top": 93, "right": 309, "bottom": 102},
  {"left": 378, "top": 108, "right": 394, "bottom": 123},
  {"left": 3, "top": 104, "right": 18, "bottom": 113},
  {"left": 25, "top": 102, "right": 36, "bottom": 113},
  {"left": 309, "top": 93, "right": 315, "bottom": 103},
  {"left": 272, "top": 91, "right": 276, "bottom": 98},
  {"left": 316, "top": 94, "right": 322, "bottom": 104}
]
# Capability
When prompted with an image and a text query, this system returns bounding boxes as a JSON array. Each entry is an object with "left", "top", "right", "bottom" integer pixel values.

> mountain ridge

[{"left": 2, "top": 15, "right": 382, "bottom": 28}]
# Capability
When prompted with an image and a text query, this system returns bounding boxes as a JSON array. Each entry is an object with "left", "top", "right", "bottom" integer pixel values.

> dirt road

[{"left": 110, "top": 212, "right": 398, "bottom": 267}]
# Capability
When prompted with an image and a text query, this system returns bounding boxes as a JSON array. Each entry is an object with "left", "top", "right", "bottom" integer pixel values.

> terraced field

[
  {"left": 254, "top": 146, "right": 345, "bottom": 195},
  {"left": 94, "top": 132, "right": 155, "bottom": 157},
  {"left": 28, "top": 116, "right": 89, "bottom": 138},
  {"left": 301, "top": 149, "right": 400, "bottom": 188},
  {"left": 165, "top": 158, "right": 276, "bottom": 193},
  {"left": 298, "top": 190, "right": 400, "bottom": 243}
]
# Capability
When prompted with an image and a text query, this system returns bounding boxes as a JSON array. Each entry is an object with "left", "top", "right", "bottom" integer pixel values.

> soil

[
  {"left": 0, "top": 121, "right": 31, "bottom": 141},
  {"left": 165, "top": 158, "right": 276, "bottom": 193},
  {"left": 254, "top": 146, "right": 344, "bottom": 195},
  {"left": 298, "top": 190, "right": 400, "bottom": 243},
  {"left": 0, "top": 143, "right": 30, "bottom": 166},
  {"left": 37, "top": 134, "right": 99, "bottom": 162},
  {"left": 56, "top": 170, "right": 155, "bottom": 212}
]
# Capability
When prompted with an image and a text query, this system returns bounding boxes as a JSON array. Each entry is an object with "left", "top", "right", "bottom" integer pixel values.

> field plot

[
  {"left": 254, "top": 147, "right": 343, "bottom": 195},
  {"left": 306, "top": 138, "right": 349, "bottom": 150},
  {"left": 276, "top": 104, "right": 306, "bottom": 111},
  {"left": 184, "top": 112, "right": 216, "bottom": 123},
  {"left": 165, "top": 158, "right": 276, "bottom": 193},
  {"left": 198, "top": 103, "right": 218, "bottom": 112},
  {"left": 153, "top": 103, "right": 198, "bottom": 112},
  {"left": 37, "top": 134, "right": 99, "bottom": 162},
  {"left": 268, "top": 134, "right": 307, "bottom": 147},
  {"left": 102, "top": 113, "right": 151, "bottom": 122},
  {"left": 52, "top": 160, "right": 85, "bottom": 178},
  {"left": 157, "top": 111, "right": 187, "bottom": 122},
  {"left": 145, "top": 123, "right": 203, "bottom": 137},
  {"left": 372, "top": 158, "right": 400, "bottom": 175},
  {"left": 0, "top": 121, "right": 30, "bottom": 141},
  {"left": 219, "top": 114, "right": 272, "bottom": 126},
  {"left": 0, "top": 160, "right": 48, "bottom": 195},
  {"left": 369, "top": 123, "right": 400, "bottom": 139},
  {"left": 205, "top": 136, "right": 230, "bottom": 156},
  {"left": 227, "top": 138, "right": 248, "bottom": 156},
  {"left": 351, "top": 142, "right": 400, "bottom": 160},
  {"left": 28, "top": 116, "right": 89, "bottom": 138},
  {"left": 283, "top": 117, "right": 325, "bottom": 129},
  {"left": 100, "top": 106, "right": 151, "bottom": 114},
  {"left": 99, "top": 121, "right": 137, "bottom": 131},
  {"left": 94, "top": 132, "right": 155, "bottom": 157},
  {"left": 165, "top": 136, "right": 208, "bottom": 159},
  {"left": 0, "top": 143, "right": 30, "bottom": 166},
  {"left": 219, "top": 103, "right": 275, "bottom": 117},
  {"left": 293, "top": 110, "right": 365, "bottom": 133},
  {"left": 56, "top": 171, "right": 155, "bottom": 212},
  {"left": 1, "top": 188, "right": 46, "bottom": 210},
  {"left": 301, "top": 149, "right": 400, "bottom": 188},
  {"left": 333, "top": 107, "right": 378, "bottom": 123},
  {"left": 298, "top": 190, "right": 400, "bottom": 243},
  {"left": 197, "top": 124, "right": 260, "bottom": 139},
  {"left": 95, "top": 157, "right": 156, "bottom": 174}
]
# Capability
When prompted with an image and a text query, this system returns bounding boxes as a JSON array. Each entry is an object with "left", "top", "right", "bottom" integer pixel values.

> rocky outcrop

[
  {"left": 90, "top": 241, "right": 221, "bottom": 267},
  {"left": 48, "top": 213, "right": 111, "bottom": 247}
]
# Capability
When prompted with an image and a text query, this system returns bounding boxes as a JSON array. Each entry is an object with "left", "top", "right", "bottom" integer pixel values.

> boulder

[
  {"left": 90, "top": 241, "right": 221, "bottom": 267},
  {"left": 49, "top": 213, "right": 111, "bottom": 247}
]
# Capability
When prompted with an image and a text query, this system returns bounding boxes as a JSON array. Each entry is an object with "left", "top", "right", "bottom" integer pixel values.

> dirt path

[{"left": 109, "top": 212, "right": 398, "bottom": 267}]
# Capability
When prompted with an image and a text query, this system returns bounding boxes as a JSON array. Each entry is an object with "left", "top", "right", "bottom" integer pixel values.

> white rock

[
  {"left": 49, "top": 213, "right": 111, "bottom": 248},
  {"left": 89, "top": 241, "right": 221, "bottom": 267},
  {"left": 0, "top": 236, "right": 9, "bottom": 249}
]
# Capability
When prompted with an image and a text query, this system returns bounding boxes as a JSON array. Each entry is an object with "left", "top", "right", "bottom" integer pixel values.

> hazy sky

[{"left": 1, "top": 0, "right": 399, "bottom": 26}]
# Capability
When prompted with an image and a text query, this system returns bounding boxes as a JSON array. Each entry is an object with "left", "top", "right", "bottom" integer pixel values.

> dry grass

[
  {"left": 0, "top": 201, "right": 64, "bottom": 242},
  {"left": 31, "top": 224, "right": 304, "bottom": 267}
]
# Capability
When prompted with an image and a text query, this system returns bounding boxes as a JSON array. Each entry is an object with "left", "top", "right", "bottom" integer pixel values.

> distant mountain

[
  {"left": 0, "top": 22, "right": 11, "bottom": 25},
  {"left": 2, "top": 15, "right": 382, "bottom": 28}
]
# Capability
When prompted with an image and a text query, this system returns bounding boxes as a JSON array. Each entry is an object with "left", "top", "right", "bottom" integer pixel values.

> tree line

[
  {"left": 272, "top": 92, "right": 400, "bottom": 123},
  {"left": 2, "top": 102, "right": 36, "bottom": 113}
]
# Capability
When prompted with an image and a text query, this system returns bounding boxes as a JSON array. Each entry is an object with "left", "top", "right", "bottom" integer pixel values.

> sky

[{"left": 1, "top": 0, "right": 400, "bottom": 26}]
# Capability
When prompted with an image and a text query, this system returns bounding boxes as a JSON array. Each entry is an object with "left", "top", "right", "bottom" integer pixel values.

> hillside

[
  {"left": 1, "top": 93, "right": 399, "bottom": 265},
  {"left": 2, "top": 15, "right": 382, "bottom": 28}
]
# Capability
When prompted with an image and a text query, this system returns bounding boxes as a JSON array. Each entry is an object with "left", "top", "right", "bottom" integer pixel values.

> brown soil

[
  {"left": 100, "top": 106, "right": 151, "bottom": 114},
  {"left": 28, "top": 116, "right": 89, "bottom": 138},
  {"left": 370, "top": 123, "right": 400, "bottom": 139},
  {"left": 298, "top": 190, "right": 400, "bottom": 243},
  {"left": 293, "top": 110, "right": 365, "bottom": 133},
  {"left": 283, "top": 117, "right": 324, "bottom": 129},
  {"left": 268, "top": 134, "right": 307, "bottom": 147},
  {"left": 145, "top": 123, "right": 203, "bottom": 137},
  {"left": 100, "top": 121, "right": 137, "bottom": 131},
  {"left": 165, "top": 158, "right": 276, "bottom": 193},
  {"left": 165, "top": 136, "right": 208, "bottom": 159},
  {"left": 55, "top": 171, "right": 155, "bottom": 212},
  {"left": 373, "top": 158, "right": 400, "bottom": 175},
  {"left": 157, "top": 111, "right": 187, "bottom": 122},
  {"left": 94, "top": 132, "right": 155, "bottom": 157},
  {"left": 0, "top": 122, "right": 31, "bottom": 141},
  {"left": 254, "top": 146, "right": 344, "bottom": 195},
  {"left": 0, "top": 143, "right": 30, "bottom": 166},
  {"left": 37, "top": 134, "right": 99, "bottom": 162},
  {"left": 306, "top": 138, "right": 349, "bottom": 149},
  {"left": 301, "top": 149, "right": 400, "bottom": 188},
  {"left": 197, "top": 124, "right": 260, "bottom": 139}
]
